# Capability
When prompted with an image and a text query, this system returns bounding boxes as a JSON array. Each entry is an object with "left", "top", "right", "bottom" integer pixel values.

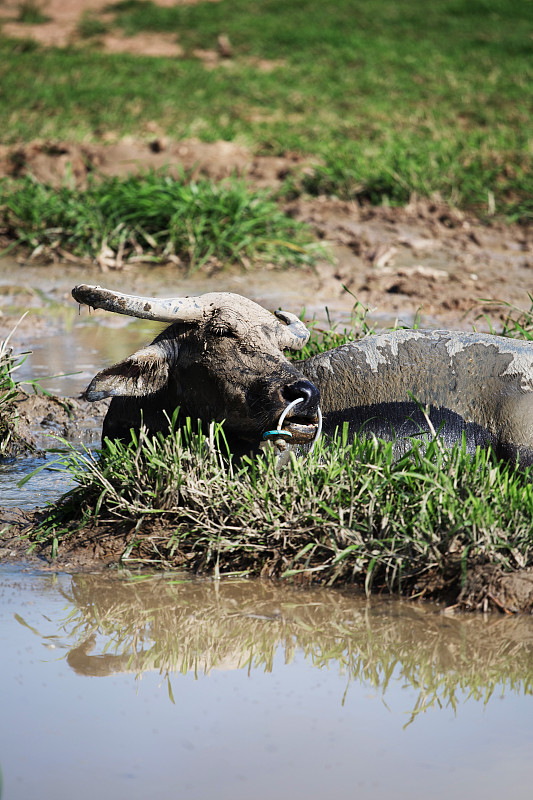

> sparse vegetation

[
  {"left": 16, "top": 1, "right": 49, "bottom": 25},
  {"left": 477, "top": 295, "right": 533, "bottom": 341},
  {"left": 294, "top": 300, "right": 376, "bottom": 362}
]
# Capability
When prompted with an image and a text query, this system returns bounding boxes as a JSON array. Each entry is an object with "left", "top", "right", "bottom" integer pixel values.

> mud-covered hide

[{"left": 301, "top": 329, "right": 533, "bottom": 466}]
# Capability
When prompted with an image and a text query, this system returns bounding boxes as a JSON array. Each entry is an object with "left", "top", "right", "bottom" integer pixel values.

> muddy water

[
  {"left": 0, "top": 570, "right": 532, "bottom": 800},
  {"left": 2, "top": 257, "right": 533, "bottom": 799},
  {"left": 0, "top": 452, "right": 74, "bottom": 509},
  {"left": 0, "top": 257, "right": 417, "bottom": 396}
]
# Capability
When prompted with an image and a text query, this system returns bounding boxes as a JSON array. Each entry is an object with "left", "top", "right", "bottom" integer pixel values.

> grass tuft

[
  {"left": 0, "top": 328, "right": 32, "bottom": 457},
  {"left": 32, "top": 419, "right": 533, "bottom": 594},
  {"left": 476, "top": 296, "right": 533, "bottom": 341},
  {"left": 16, "top": 1, "right": 49, "bottom": 25},
  {"left": 0, "top": 172, "right": 318, "bottom": 270},
  {"left": 0, "top": 342, "right": 20, "bottom": 457},
  {"left": 294, "top": 298, "right": 375, "bottom": 362},
  {"left": 76, "top": 12, "right": 110, "bottom": 40}
]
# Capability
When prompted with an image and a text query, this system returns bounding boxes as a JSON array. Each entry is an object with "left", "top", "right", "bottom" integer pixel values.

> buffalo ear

[{"left": 83, "top": 345, "right": 171, "bottom": 400}]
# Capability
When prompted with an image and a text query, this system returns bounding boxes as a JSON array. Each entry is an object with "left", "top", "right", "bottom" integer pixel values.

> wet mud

[
  {"left": 6, "top": 390, "right": 108, "bottom": 454},
  {"left": 1, "top": 138, "right": 531, "bottom": 329}
]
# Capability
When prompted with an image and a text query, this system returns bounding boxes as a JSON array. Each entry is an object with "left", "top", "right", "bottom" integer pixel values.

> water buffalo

[
  {"left": 73, "top": 285, "right": 533, "bottom": 465},
  {"left": 73, "top": 284, "right": 321, "bottom": 454}
]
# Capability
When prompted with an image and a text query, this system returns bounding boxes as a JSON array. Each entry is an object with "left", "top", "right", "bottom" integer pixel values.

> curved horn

[
  {"left": 72, "top": 284, "right": 209, "bottom": 322},
  {"left": 274, "top": 310, "right": 310, "bottom": 351}
]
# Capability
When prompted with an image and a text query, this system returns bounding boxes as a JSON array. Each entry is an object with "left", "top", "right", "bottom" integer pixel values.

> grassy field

[{"left": 0, "top": 0, "right": 531, "bottom": 220}]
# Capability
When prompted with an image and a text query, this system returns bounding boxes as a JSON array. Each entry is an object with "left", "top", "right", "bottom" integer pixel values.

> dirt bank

[
  {"left": 5, "top": 389, "right": 108, "bottom": 455},
  {"left": 288, "top": 194, "right": 532, "bottom": 326},
  {"left": 1, "top": 500, "right": 533, "bottom": 613},
  {"left": 1, "top": 137, "right": 532, "bottom": 330}
]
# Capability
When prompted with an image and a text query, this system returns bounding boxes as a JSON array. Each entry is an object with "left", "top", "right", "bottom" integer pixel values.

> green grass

[
  {"left": 0, "top": 0, "right": 531, "bottom": 218},
  {"left": 0, "top": 338, "right": 20, "bottom": 457},
  {"left": 294, "top": 299, "right": 376, "bottom": 362},
  {"left": 76, "top": 12, "right": 110, "bottom": 40},
  {"left": 31, "top": 420, "right": 533, "bottom": 595},
  {"left": 476, "top": 295, "right": 533, "bottom": 341},
  {"left": 0, "top": 172, "right": 318, "bottom": 269},
  {"left": 0, "top": 328, "right": 32, "bottom": 457},
  {"left": 16, "top": 1, "right": 49, "bottom": 25}
]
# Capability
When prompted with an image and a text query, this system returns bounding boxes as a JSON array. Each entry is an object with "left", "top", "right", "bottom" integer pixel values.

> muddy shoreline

[
  {"left": 0, "top": 387, "right": 532, "bottom": 614},
  {"left": 1, "top": 137, "right": 532, "bottom": 331},
  {"left": 1, "top": 499, "right": 533, "bottom": 614}
]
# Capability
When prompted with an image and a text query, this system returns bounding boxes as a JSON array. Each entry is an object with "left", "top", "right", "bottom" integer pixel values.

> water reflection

[{"left": 19, "top": 574, "right": 533, "bottom": 724}]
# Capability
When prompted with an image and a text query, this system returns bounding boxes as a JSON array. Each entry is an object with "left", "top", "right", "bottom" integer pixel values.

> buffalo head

[{"left": 73, "top": 284, "right": 321, "bottom": 450}]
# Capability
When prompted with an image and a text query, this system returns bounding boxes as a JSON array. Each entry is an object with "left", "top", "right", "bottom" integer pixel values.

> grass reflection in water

[{"left": 24, "top": 574, "right": 533, "bottom": 727}]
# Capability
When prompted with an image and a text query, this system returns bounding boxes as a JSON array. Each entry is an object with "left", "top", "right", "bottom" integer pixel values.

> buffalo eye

[{"left": 208, "top": 320, "right": 236, "bottom": 338}]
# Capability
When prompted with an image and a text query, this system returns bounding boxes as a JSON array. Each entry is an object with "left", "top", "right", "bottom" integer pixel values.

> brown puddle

[{"left": 1, "top": 569, "right": 533, "bottom": 799}]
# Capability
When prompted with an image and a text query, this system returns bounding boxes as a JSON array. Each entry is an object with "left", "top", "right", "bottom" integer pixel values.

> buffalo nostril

[{"left": 282, "top": 379, "right": 320, "bottom": 408}]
